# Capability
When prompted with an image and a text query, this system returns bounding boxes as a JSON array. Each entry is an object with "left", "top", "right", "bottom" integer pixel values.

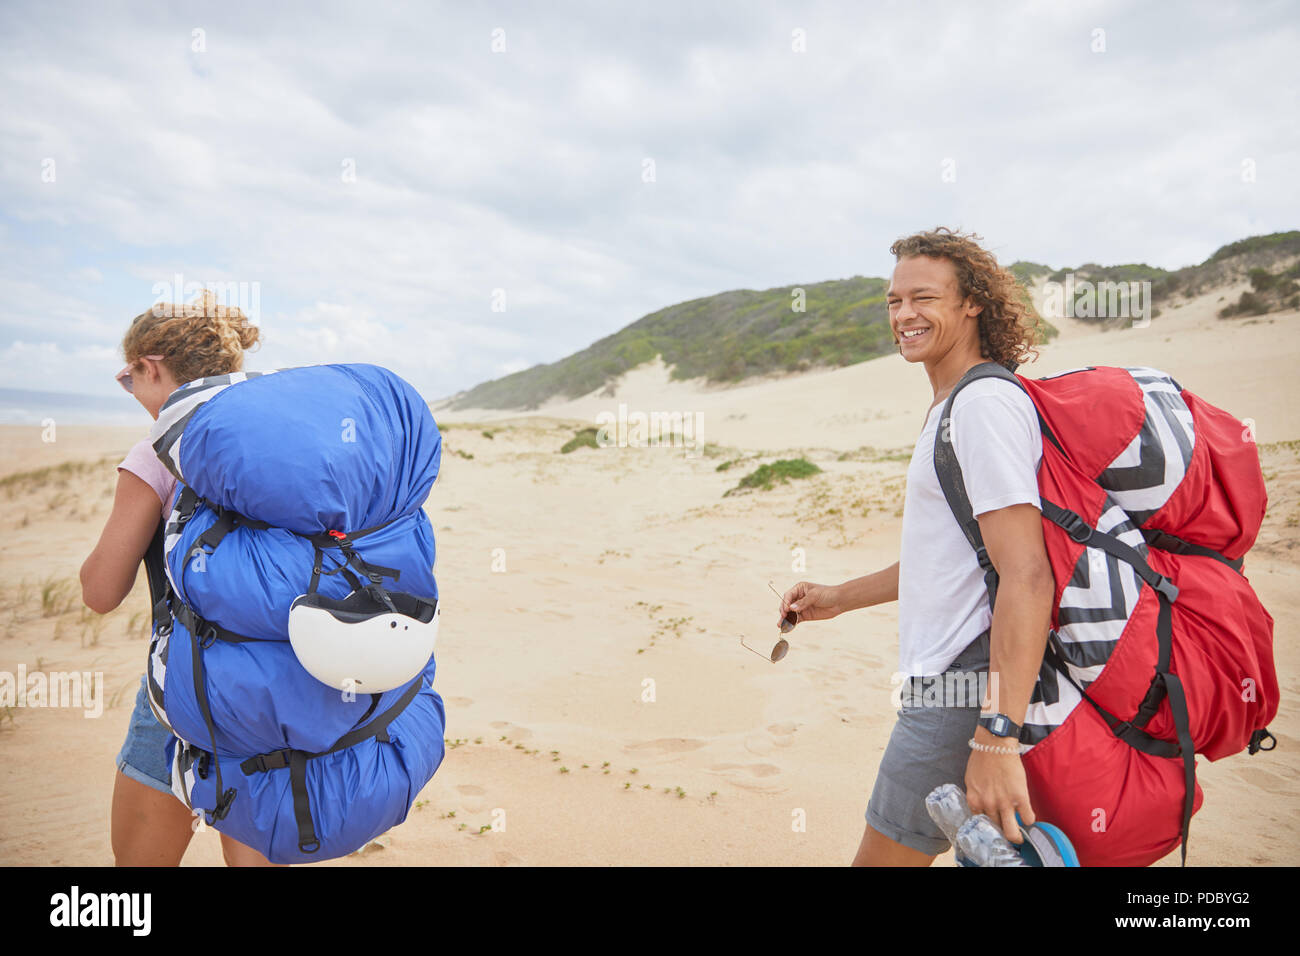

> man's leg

[
  {"left": 855, "top": 632, "right": 990, "bottom": 866},
  {"left": 852, "top": 822, "right": 937, "bottom": 866}
]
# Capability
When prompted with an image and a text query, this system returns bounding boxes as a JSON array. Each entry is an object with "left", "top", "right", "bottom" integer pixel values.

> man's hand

[
  {"left": 779, "top": 581, "right": 844, "bottom": 627},
  {"left": 964, "top": 730, "right": 1036, "bottom": 844}
]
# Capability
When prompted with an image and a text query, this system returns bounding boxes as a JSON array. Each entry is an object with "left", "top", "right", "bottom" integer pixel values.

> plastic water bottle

[
  {"left": 955, "top": 814, "right": 1027, "bottom": 867},
  {"left": 925, "top": 783, "right": 1026, "bottom": 867},
  {"left": 924, "top": 782, "right": 973, "bottom": 846}
]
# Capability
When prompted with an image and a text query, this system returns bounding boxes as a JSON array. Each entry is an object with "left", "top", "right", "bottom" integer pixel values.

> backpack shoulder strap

[
  {"left": 143, "top": 516, "right": 173, "bottom": 635},
  {"left": 932, "top": 362, "right": 1036, "bottom": 609}
]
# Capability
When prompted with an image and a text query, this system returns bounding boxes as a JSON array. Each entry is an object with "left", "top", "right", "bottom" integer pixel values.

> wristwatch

[{"left": 978, "top": 713, "right": 1022, "bottom": 739}]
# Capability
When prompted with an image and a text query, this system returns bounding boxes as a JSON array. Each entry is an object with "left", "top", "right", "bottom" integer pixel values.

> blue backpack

[{"left": 140, "top": 364, "right": 446, "bottom": 863}]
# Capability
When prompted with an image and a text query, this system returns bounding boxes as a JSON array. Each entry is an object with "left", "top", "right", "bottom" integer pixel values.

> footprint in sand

[
  {"left": 708, "top": 763, "right": 781, "bottom": 777},
  {"left": 490, "top": 721, "right": 534, "bottom": 740},
  {"left": 446, "top": 696, "right": 473, "bottom": 708},
  {"left": 455, "top": 783, "right": 490, "bottom": 812},
  {"left": 625, "top": 738, "right": 707, "bottom": 755},
  {"left": 494, "top": 851, "right": 524, "bottom": 867},
  {"left": 707, "top": 762, "right": 785, "bottom": 793}
]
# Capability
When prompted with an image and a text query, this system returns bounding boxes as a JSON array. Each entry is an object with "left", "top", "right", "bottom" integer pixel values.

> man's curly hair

[{"left": 889, "top": 227, "right": 1044, "bottom": 370}]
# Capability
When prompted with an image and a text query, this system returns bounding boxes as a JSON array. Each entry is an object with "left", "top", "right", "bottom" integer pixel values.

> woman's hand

[{"left": 779, "top": 581, "right": 845, "bottom": 626}]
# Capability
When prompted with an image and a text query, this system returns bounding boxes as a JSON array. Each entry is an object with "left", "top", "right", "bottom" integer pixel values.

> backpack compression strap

[
  {"left": 238, "top": 675, "right": 425, "bottom": 854},
  {"left": 932, "top": 361, "right": 1197, "bottom": 865}
]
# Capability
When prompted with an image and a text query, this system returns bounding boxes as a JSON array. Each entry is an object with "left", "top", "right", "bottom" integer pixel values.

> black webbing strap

[
  {"left": 1161, "top": 669, "right": 1197, "bottom": 867},
  {"left": 238, "top": 675, "right": 424, "bottom": 853},
  {"left": 1130, "top": 596, "right": 1175, "bottom": 729},
  {"left": 172, "top": 598, "right": 269, "bottom": 645},
  {"left": 289, "top": 752, "right": 316, "bottom": 852},
  {"left": 143, "top": 518, "right": 172, "bottom": 635},
  {"left": 1142, "top": 528, "right": 1244, "bottom": 573},
  {"left": 1040, "top": 500, "right": 1181, "bottom": 604},
  {"left": 1043, "top": 633, "right": 1179, "bottom": 759},
  {"left": 189, "top": 626, "right": 237, "bottom": 823}
]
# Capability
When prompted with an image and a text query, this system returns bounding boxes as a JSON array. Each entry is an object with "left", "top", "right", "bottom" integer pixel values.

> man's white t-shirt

[{"left": 897, "top": 376, "right": 1043, "bottom": 677}]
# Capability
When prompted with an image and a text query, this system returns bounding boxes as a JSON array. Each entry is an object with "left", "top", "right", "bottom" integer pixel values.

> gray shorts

[{"left": 865, "top": 631, "right": 991, "bottom": 856}]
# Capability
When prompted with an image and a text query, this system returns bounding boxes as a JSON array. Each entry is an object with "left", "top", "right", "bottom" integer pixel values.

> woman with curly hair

[
  {"left": 80, "top": 291, "right": 277, "bottom": 866},
  {"left": 778, "top": 227, "right": 1055, "bottom": 865}
]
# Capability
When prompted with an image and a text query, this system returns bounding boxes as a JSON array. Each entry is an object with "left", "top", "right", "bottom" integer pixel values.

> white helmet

[{"left": 288, "top": 589, "right": 439, "bottom": 693}]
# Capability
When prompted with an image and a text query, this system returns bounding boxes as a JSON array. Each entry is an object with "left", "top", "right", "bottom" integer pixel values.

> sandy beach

[{"left": 1, "top": 286, "right": 1297, "bottom": 866}]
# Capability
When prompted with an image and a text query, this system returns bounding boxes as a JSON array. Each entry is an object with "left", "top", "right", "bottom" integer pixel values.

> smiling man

[{"left": 780, "top": 227, "right": 1055, "bottom": 865}]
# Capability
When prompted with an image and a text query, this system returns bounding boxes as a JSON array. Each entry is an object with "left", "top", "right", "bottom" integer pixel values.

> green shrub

[
  {"left": 724, "top": 458, "right": 822, "bottom": 496},
  {"left": 560, "top": 427, "right": 600, "bottom": 454}
]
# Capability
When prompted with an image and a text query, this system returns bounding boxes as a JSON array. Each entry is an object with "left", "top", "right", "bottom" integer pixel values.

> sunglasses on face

[{"left": 116, "top": 355, "right": 165, "bottom": 394}]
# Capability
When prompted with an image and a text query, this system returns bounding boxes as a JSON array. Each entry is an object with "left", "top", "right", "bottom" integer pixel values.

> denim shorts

[
  {"left": 115, "top": 675, "right": 175, "bottom": 795},
  {"left": 865, "top": 631, "right": 991, "bottom": 856}
]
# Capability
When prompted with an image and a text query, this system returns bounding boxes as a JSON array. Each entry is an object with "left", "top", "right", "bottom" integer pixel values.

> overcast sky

[{"left": 2, "top": 0, "right": 1297, "bottom": 406}]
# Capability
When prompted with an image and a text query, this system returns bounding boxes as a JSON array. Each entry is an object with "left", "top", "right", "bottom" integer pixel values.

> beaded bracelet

[{"left": 968, "top": 737, "right": 1026, "bottom": 756}]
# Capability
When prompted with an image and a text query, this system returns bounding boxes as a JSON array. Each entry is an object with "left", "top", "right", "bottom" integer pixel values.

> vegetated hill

[
  {"left": 451, "top": 273, "right": 1051, "bottom": 411},
  {"left": 1040, "top": 230, "right": 1300, "bottom": 327},
  {"left": 450, "top": 231, "right": 1297, "bottom": 411}
]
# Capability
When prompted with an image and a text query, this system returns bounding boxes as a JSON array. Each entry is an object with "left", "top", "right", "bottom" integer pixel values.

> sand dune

[{"left": 1, "top": 289, "right": 1296, "bottom": 866}]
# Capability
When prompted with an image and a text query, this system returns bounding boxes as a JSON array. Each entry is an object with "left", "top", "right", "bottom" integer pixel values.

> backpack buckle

[
  {"left": 212, "top": 787, "right": 238, "bottom": 821},
  {"left": 1055, "top": 509, "right": 1093, "bottom": 544},
  {"left": 1249, "top": 729, "right": 1277, "bottom": 754}
]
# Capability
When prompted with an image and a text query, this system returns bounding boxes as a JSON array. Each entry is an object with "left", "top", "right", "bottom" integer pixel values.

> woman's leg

[
  {"left": 220, "top": 833, "right": 286, "bottom": 867},
  {"left": 113, "top": 677, "right": 194, "bottom": 865},
  {"left": 111, "top": 770, "right": 195, "bottom": 865}
]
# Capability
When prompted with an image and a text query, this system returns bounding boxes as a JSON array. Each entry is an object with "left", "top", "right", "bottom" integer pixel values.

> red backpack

[{"left": 934, "top": 362, "right": 1277, "bottom": 866}]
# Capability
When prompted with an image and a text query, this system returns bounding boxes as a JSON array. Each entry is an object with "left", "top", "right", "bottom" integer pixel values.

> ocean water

[{"left": 0, "top": 387, "right": 146, "bottom": 426}]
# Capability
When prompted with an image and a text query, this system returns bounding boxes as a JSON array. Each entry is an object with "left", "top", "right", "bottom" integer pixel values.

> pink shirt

[{"left": 118, "top": 437, "right": 179, "bottom": 520}]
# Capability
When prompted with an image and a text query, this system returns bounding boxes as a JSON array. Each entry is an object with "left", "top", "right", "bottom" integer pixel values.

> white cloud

[{"left": 0, "top": 0, "right": 1296, "bottom": 410}]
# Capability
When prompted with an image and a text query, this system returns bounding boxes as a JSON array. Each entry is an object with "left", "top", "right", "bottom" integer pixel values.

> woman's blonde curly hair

[
  {"left": 121, "top": 290, "right": 261, "bottom": 385},
  {"left": 890, "top": 227, "right": 1044, "bottom": 370}
]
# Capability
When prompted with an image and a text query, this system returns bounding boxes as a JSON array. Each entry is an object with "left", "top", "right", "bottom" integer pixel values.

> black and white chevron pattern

[
  {"left": 1021, "top": 503, "right": 1148, "bottom": 746},
  {"left": 1097, "top": 367, "right": 1195, "bottom": 525}
]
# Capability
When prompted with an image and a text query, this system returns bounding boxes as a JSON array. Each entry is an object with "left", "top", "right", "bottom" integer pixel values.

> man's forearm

[
  {"left": 836, "top": 562, "right": 900, "bottom": 612},
  {"left": 983, "top": 567, "right": 1054, "bottom": 727}
]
